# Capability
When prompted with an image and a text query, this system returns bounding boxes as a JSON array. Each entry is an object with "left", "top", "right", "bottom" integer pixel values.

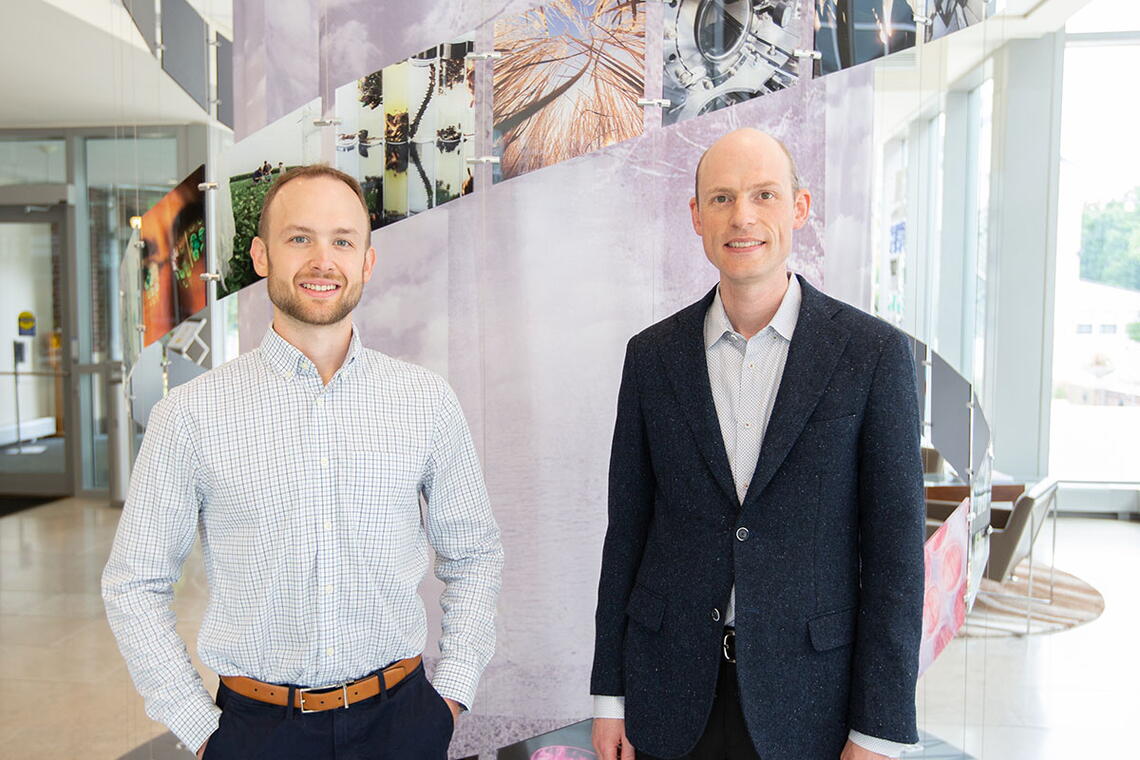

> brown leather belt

[{"left": 220, "top": 655, "right": 422, "bottom": 713}]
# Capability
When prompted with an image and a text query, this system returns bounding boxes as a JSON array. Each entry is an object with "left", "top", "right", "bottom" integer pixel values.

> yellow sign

[{"left": 17, "top": 311, "right": 35, "bottom": 336}]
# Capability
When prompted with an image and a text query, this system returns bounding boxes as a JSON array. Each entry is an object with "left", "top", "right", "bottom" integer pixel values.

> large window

[{"left": 1050, "top": 5, "right": 1140, "bottom": 482}]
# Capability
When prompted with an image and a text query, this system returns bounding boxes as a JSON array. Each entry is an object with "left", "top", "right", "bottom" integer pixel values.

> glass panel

[
  {"left": 0, "top": 138, "right": 66, "bottom": 185},
  {"left": 0, "top": 374, "right": 66, "bottom": 478},
  {"left": 78, "top": 372, "right": 108, "bottom": 490},
  {"left": 162, "top": 0, "right": 210, "bottom": 109},
  {"left": 1050, "top": 39, "right": 1140, "bottom": 482},
  {"left": 0, "top": 221, "right": 66, "bottom": 485},
  {"left": 85, "top": 135, "right": 179, "bottom": 364}
]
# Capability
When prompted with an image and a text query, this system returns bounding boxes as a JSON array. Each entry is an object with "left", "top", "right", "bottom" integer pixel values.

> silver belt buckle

[
  {"left": 298, "top": 681, "right": 351, "bottom": 713},
  {"left": 722, "top": 630, "right": 736, "bottom": 663}
]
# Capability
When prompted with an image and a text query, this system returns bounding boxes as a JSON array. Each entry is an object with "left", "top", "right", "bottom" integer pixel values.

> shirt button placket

[{"left": 314, "top": 387, "right": 337, "bottom": 667}]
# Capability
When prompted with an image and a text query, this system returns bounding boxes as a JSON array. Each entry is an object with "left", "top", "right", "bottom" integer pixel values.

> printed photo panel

[
  {"left": 814, "top": 0, "right": 921, "bottom": 76},
  {"left": 335, "top": 35, "right": 477, "bottom": 230},
  {"left": 663, "top": 0, "right": 800, "bottom": 126},
  {"left": 493, "top": 0, "right": 646, "bottom": 182},
  {"left": 140, "top": 165, "right": 207, "bottom": 347},
  {"left": 926, "top": 0, "right": 986, "bottom": 43}
]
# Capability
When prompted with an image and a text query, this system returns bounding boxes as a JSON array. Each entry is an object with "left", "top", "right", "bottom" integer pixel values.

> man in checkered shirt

[{"left": 103, "top": 165, "right": 503, "bottom": 759}]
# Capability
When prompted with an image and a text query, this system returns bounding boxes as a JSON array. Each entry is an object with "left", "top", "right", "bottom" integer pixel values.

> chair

[
  {"left": 985, "top": 476, "right": 1059, "bottom": 583},
  {"left": 924, "top": 476, "right": 1061, "bottom": 634}
]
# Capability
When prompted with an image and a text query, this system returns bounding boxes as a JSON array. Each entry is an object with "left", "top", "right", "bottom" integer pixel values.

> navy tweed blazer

[{"left": 591, "top": 276, "right": 925, "bottom": 759}]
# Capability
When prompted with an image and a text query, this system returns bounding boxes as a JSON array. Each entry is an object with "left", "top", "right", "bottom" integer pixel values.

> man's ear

[
  {"left": 792, "top": 189, "right": 812, "bottom": 230},
  {"left": 251, "top": 236, "right": 270, "bottom": 277},
  {"left": 362, "top": 246, "right": 377, "bottom": 283},
  {"left": 689, "top": 196, "right": 702, "bottom": 236}
]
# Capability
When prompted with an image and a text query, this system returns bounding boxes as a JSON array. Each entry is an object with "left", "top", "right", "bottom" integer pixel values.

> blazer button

[
  {"left": 736, "top": 527, "right": 750, "bottom": 541},
  {"left": 711, "top": 608, "right": 721, "bottom": 622}
]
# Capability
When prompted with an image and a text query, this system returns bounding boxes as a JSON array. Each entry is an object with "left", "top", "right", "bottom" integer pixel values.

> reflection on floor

[{"left": 0, "top": 498, "right": 1135, "bottom": 759}]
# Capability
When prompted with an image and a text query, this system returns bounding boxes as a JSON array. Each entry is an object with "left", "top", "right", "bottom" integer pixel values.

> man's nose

[
  {"left": 309, "top": 241, "right": 337, "bottom": 269},
  {"left": 729, "top": 199, "right": 756, "bottom": 229}
]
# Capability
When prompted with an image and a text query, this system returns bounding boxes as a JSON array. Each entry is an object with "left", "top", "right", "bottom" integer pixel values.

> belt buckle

[
  {"left": 722, "top": 630, "right": 736, "bottom": 663},
  {"left": 298, "top": 681, "right": 351, "bottom": 713}
]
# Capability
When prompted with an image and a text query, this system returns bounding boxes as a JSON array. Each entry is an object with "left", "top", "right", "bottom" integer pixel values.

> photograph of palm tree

[{"left": 492, "top": 0, "right": 646, "bottom": 182}]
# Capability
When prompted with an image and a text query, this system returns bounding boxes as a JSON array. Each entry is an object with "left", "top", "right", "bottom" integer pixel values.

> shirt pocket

[{"left": 341, "top": 450, "right": 426, "bottom": 563}]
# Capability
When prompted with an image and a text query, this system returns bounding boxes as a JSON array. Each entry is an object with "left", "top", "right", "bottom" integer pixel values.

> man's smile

[
  {"left": 298, "top": 279, "right": 343, "bottom": 298},
  {"left": 725, "top": 239, "right": 766, "bottom": 251}
]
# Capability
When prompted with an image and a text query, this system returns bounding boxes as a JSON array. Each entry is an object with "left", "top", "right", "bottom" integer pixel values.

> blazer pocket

[
  {"left": 808, "top": 607, "right": 857, "bottom": 652},
  {"left": 626, "top": 584, "right": 666, "bottom": 632},
  {"left": 804, "top": 411, "right": 858, "bottom": 427}
]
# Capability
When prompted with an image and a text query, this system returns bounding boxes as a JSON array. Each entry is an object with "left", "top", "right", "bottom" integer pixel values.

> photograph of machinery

[
  {"left": 926, "top": 0, "right": 985, "bottom": 42},
  {"left": 663, "top": 0, "right": 800, "bottom": 126},
  {"left": 493, "top": 0, "right": 646, "bottom": 181},
  {"left": 814, "top": 0, "right": 921, "bottom": 76}
]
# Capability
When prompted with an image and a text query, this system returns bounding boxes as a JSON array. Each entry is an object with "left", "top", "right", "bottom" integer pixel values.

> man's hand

[
  {"left": 840, "top": 739, "right": 895, "bottom": 760},
  {"left": 443, "top": 697, "right": 462, "bottom": 726},
  {"left": 593, "top": 717, "right": 635, "bottom": 760}
]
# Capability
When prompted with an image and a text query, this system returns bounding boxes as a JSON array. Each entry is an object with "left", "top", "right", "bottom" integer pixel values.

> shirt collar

[
  {"left": 258, "top": 323, "right": 362, "bottom": 379},
  {"left": 704, "top": 272, "right": 802, "bottom": 349}
]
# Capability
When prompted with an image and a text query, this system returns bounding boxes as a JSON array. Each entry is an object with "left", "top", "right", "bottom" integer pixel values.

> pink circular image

[
  {"left": 933, "top": 623, "right": 956, "bottom": 654},
  {"left": 923, "top": 584, "right": 940, "bottom": 635},
  {"left": 531, "top": 747, "right": 597, "bottom": 760},
  {"left": 939, "top": 543, "right": 964, "bottom": 593}
]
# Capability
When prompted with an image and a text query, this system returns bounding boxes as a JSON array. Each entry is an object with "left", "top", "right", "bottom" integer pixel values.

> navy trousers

[{"left": 202, "top": 663, "right": 454, "bottom": 760}]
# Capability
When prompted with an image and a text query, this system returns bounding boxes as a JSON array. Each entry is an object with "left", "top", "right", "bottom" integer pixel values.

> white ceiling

[{"left": 0, "top": 0, "right": 226, "bottom": 129}]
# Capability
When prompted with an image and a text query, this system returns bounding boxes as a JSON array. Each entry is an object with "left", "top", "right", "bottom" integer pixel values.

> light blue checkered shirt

[{"left": 103, "top": 326, "right": 503, "bottom": 752}]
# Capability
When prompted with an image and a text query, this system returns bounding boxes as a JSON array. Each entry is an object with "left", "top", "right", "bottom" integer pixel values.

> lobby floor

[{"left": 0, "top": 497, "right": 1135, "bottom": 759}]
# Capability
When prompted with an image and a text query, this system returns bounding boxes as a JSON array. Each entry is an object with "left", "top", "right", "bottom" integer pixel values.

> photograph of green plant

[
  {"left": 492, "top": 0, "right": 646, "bottom": 182},
  {"left": 224, "top": 162, "right": 292, "bottom": 297},
  {"left": 335, "top": 35, "right": 476, "bottom": 229}
]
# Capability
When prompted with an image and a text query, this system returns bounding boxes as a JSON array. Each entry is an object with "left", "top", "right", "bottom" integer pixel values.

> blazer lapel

[
  {"left": 743, "top": 277, "right": 850, "bottom": 507},
  {"left": 657, "top": 287, "right": 738, "bottom": 505}
]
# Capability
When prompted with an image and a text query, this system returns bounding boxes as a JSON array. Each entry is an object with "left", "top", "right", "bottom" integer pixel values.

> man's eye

[
  {"left": 713, "top": 195, "right": 729, "bottom": 204},
  {"left": 759, "top": 191, "right": 775, "bottom": 200},
  {"left": 334, "top": 239, "right": 352, "bottom": 247},
  {"left": 289, "top": 235, "right": 309, "bottom": 244}
]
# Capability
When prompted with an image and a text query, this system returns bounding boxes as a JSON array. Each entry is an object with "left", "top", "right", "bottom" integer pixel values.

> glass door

[{"left": 0, "top": 206, "right": 72, "bottom": 496}]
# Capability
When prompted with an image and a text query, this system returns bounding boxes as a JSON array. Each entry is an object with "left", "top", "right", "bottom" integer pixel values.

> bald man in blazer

[{"left": 591, "top": 130, "right": 925, "bottom": 760}]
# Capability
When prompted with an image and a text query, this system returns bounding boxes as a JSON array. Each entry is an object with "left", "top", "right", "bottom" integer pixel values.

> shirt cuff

[
  {"left": 170, "top": 699, "right": 221, "bottom": 757},
  {"left": 593, "top": 694, "right": 626, "bottom": 720},
  {"left": 848, "top": 729, "right": 920, "bottom": 758},
  {"left": 431, "top": 656, "right": 482, "bottom": 711}
]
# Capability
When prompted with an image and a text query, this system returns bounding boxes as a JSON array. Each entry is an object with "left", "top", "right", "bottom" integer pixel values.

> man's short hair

[
  {"left": 693, "top": 134, "right": 804, "bottom": 204},
  {"left": 257, "top": 164, "right": 370, "bottom": 240}
]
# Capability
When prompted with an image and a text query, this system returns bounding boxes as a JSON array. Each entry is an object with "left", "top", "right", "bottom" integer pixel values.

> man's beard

[{"left": 266, "top": 266, "right": 364, "bottom": 326}]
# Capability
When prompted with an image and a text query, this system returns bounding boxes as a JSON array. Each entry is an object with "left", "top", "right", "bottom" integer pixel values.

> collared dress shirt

[
  {"left": 103, "top": 326, "right": 503, "bottom": 752},
  {"left": 594, "top": 274, "right": 910, "bottom": 757}
]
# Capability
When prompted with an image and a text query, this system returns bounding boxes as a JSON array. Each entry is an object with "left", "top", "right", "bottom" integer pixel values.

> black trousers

[
  {"left": 202, "top": 663, "right": 454, "bottom": 760},
  {"left": 640, "top": 659, "right": 761, "bottom": 760}
]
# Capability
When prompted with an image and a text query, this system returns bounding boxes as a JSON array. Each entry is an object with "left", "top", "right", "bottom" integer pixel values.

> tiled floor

[
  {"left": 0, "top": 497, "right": 212, "bottom": 759},
  {"left": 0, "top": 498, "right": 1136, "bottom": 759},
  {"left": 914, "top": 516, "right": 1140, "bottom": 758}
]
